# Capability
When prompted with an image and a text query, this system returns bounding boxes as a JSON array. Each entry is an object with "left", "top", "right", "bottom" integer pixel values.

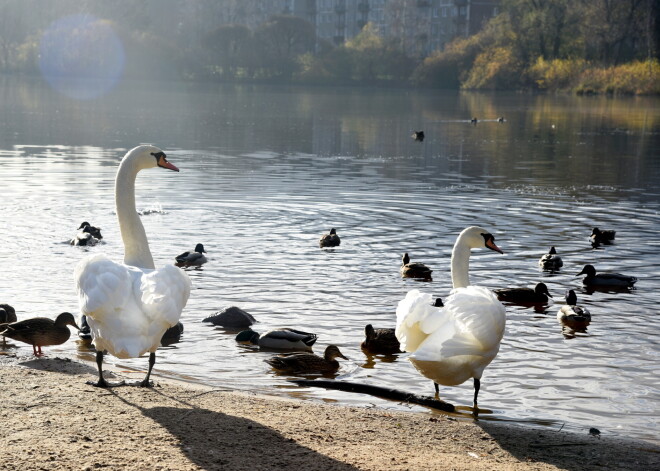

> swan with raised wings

[
  {"left": 396, "top": 226, "right": 505, "bottom": 407},
  {"left": 74, "top": 146, "right": 191, "bottom": 387}
]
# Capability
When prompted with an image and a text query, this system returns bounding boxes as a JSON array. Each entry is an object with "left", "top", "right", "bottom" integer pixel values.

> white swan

[
  {"left": 74, "top": 145, "right": 191, "bottom": 387},
  {"left": 395, "top": 226, "right": 506, "bottom": 407}
]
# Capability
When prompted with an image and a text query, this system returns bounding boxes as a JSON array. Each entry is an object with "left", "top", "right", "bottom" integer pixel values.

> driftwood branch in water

[{"left": 291, "top": 379, "right": 455, "bottom": 412}]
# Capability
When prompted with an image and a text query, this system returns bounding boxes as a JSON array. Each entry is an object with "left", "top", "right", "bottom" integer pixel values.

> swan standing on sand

[
  {"left": 74, "top": 146, "right": 191, "bottom": 387},
  {"left": 396, "top": 226, "right": 506, "bottom": 407}
]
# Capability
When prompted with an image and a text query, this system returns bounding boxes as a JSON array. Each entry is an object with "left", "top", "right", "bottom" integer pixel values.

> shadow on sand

[{"left": 108, "top": 388, "right": 358, "bottom": 471}]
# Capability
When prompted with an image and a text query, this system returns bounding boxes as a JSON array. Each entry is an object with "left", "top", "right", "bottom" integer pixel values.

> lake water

[{"left": 1, "top": 76, "right": 659, "bottom": 443}]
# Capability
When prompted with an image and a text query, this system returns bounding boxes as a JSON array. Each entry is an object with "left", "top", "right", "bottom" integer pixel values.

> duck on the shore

[
  {"left": 361, "top": 324, "right": 401, "bottom": 354},
  {"left": 396, "top": 226, "right": 505, "bottom": 406},
  {"left": 0, "top": 304, "right": 18, "bottom": 347},
  {"left": 590, "top": 227, "right": 615, "bottom": 246},
  {"left": 412, "top": 131, "right": 425, "bottom": 142},
  {"left": 494, "top": 282, "right": 552, "bottom": 304},
  {"left": 266, "top": 345, "right": 348, "bottom": 374},
  {"left": 0, "top": 312, "right": 79, "bottom": 356},
  {"left": 576, "top": 264, "right": 637, "bottom": 288},
  {"left": 401, "top": 253, "right": 433, "bottom": 279},
  {"left": 175, "top": 243, "right": 207, "bottom": 266},
  {"left": 557, "top": 290, "right": 591, "bottom": 329},
  {"left": 236, "top": 328, "right": 317, "bottom": 351},
  {"left": 538, "top": 246, "right": 563, "bottom": 271},
  {"left": 319, "top": 228, "right": 341, "bottom": 248}
]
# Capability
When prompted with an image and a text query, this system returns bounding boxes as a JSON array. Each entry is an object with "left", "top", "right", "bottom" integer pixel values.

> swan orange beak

[
  {"left": 157, "top": 155, "right": 180, "bottom": 172},
  {"left": 486, "top": 239, "right": 503, "bottom": 254}
]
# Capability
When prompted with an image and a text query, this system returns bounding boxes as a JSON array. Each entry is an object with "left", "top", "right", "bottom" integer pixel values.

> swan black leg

[
  {"left": 87, "top": 351, "right": 125, "bottom": 388},
  {"left": 139, "top": 352, "right": 156, "bottom": 388},
  {"left": 434, "top": 382, "right": 439, "bottom": 394},
  {"left": 473, "top": 378, "right": 481, "bottom": 407}
]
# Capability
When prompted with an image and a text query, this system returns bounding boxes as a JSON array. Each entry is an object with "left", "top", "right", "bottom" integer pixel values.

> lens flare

[{"left": 39, "top": 14, "right": 125, "bottom": 100}]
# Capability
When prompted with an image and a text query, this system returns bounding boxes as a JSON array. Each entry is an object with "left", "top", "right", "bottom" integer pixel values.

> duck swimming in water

[
  {"left": 400, "top": 253, "right": 433, "bottom": 279},
  {"left": 494, "top": 282, "right": 553, "bottom": 304},
  {"left": 236, "top": 328, "right": 317, "bottom": 351},
  {"left": 319, "top": 228, "right": 341, "bottom": 248},
  {"left": 175, "top": 243, "right": 207, "bottom": 266},
  {"left": 538, "top": 246, "right": 563, "bottom": 271},
  {"left": 557, "top": 290, "right": 591, "bottom": 330},
  {"left": 266, "top": 345, "right": 348, "bottom": 374},
  {"left": 576, "top": 264, "right": 637, "bottom": 289}
]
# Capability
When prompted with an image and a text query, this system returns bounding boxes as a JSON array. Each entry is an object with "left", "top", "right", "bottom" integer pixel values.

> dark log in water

[{"left": 291, "top": 379, "right": 455, "bottom": 412}]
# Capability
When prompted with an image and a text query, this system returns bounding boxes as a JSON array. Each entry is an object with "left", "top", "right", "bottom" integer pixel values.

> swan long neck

[
  {"left": 451, "top": 236, "right": 472, "bottom": 289},
  {"left": 115, "top": 157, "right": 155, "bottom": 269}
]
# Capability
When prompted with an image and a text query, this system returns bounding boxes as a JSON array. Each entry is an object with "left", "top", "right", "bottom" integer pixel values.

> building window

[
  {"left": 459, "top": 6, "right": 466, "bottom": 15},
  {"left": 442, "top": 6, "right": 447, "bottom": 17},
  {"left": 493, "top": 7, "right": 499, "bottom": 16}
]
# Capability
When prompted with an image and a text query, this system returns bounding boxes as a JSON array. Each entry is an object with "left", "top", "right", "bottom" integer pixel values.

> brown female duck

[
  {"left": 0, "top": 312, "right": 79, "bottom": 356},
  {"left": 319, "top": 228, "right": 341, "bottom": 248},
  {"left": 266, "top": 345, "right": 348, "bottom": 374},
  {"left": 400, "top": 253, "right": 432, "bottom": 279},
  {"left": 361, "top": 324, "right": 401, "bottom": 354}
]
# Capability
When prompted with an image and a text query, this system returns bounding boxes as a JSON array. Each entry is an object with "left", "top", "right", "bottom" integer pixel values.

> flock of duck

[{"left": 0, "top": 145, "right": 640, "bottom": 409}]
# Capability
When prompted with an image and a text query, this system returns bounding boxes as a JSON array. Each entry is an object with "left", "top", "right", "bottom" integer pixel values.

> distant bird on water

[
  {"left": 361, "top": 324, "right": 401, "bottom": 354},
  {"left": 400, "top": 253, "right": 432, "bottom": 279},
  {"left": 0, "top": 312, "right": 79, "bottom": 356},
  {"left": 498, "top": 117, "right": 505, "bottom": 123},
  {"left": 175, "top": 243, "right": 208, "bottom": 266},
  {"left": 71, "top": 222, "right": 103, "bottom": 246},
  {"left": 319, "top": 228, "right": 341, "bottom": 248},
  {"left": 590, "top": 227, "right": 615, "bottom": 246},
  {"left": 557, "top": 290, "right": 591, "bottom": 330},
  {"left": 538, "top": 246, "right": 563, "bottom": 271},
  {"left": 412, "top": 131, "right": 425, "bottom": 142},
  {"left": 576, "top": 264, "right": 636, "bottom": 289},
  {"left": 494, "top": 282, "right": 553, "bottom": 305},
  {"left": 471, "top": 117, "right": 478, "bottom": 124}
]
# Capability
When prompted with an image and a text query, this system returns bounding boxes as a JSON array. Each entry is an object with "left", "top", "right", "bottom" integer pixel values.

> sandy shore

[{"left": 0, "top": 353, "right": 657, "bottom": 471}]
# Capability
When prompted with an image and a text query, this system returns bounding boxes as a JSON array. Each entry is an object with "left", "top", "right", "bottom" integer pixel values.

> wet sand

[{"left": 0, "top": 353, "right": 657, "bottom": 471}]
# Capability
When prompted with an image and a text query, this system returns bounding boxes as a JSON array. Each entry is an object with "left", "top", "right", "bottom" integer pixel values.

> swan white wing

[
  {"left": 140, "top": 264, "right": 191, "bottom": 329},
  {"left": 74, "top": 254, "right": 133, "bottom": 317},
  {"left": 411, "top": 286, "right": 505, "bottom": 361},
  {"left": 396, "top": 289, "right": 448, "bottom": 352}
]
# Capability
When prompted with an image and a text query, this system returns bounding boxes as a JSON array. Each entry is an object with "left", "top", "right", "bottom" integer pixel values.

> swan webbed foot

[{"left": 86, "top": 378, "right": 126, "bottom": 388}]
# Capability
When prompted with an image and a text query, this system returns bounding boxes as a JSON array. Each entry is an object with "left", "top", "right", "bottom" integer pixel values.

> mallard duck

[
  {"left": 79, "top": 222, "right": 103, "bottom": 239},
  {"left": 71, "top": 222, "right": 103, "bottom": 246},
  {"left": 236, "top": 328, "right": 317, "bottom": 351},
  {"left": 202, "top": 306, "right": 256, "bottom": 328},
  {"left": 557, "top": 290, "right": 591, "bottom": 329},
  {"left": 576, "top": 264, "right": 637, "bottom": 288},
  {"left": 0, "top": 304, "right": 17, "bottom": 347},
  {"left": 538, "top": 246, "right": 563, "bottom": 270},
  {"left": 0, "top": 312, "right": 79, "bottom": 356},
  {"left": 494, "top": 282, "right": 552, "bottom": 304},
  {"left": 319, "top": 228, "right": 340, "bottom": 248},
  {"left": 361, "top": 324, "right": 401, "bottom": 354},
  {"left": 396, "top": 226, "right": 505, "bottom": 405},
  {"left": 401, "top": 253, "right": 433, "bottom": 279},
  {"left": 175, "top": 243, "right": 207, "bottom": 265},
  {"left": 590, "top": 227, "right": 615, "bottom": 246},
  {"left": 432, "top": 298, "right": 444, "bottom": 307},
  {"left": 266, "top": 345, "right": 348, "bottom": 374},
  {"left": 412, "top": 130, "right": 424, "bottom": 142}
]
